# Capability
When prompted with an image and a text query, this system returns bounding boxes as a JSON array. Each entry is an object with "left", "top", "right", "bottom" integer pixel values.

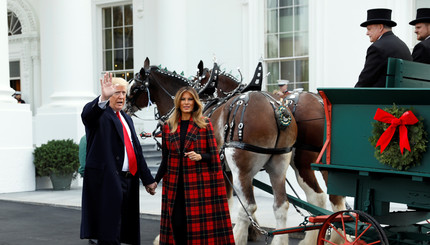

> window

[
  {"left": 265, "top": 0, "right": 309, "bottom": 92},
  {"left": 102, "top": 5, "right": 134, "bottom": 81},
  {"left": 9, "top": 61, "right": 21, "bottom": 91},
  {"left": 8, "top": 11, "right": 22, "bottom": 36}
]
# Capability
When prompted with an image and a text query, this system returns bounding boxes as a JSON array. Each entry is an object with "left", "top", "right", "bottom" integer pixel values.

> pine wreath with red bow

[{"left": 369, "top": 104, "right": 428, "bottom": 170}]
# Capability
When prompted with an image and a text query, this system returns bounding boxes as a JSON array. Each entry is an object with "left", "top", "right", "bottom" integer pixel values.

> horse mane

[
  {"left": 219, "top": 70, "right": 240, "bottom": 85},
  {"left": 152, "top": 66, "right": 192, "bottom": 86}
]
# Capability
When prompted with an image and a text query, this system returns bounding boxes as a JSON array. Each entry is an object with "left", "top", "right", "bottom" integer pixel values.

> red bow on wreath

[{"left": 374, "top": 108, "right": 418, "bottom": 154}]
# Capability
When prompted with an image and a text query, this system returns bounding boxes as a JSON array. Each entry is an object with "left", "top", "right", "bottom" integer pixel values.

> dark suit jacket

[
  {"left": 80, "top": 97, "right": 154, "bottom": 244},
  {"left": 355, "top": 31, "right": 412, "bottom": 87},
  {"left": 412, "top": 38, "right": 430, "bottom": 64}
]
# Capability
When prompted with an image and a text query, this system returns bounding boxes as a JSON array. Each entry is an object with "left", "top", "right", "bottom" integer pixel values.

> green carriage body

[
  {"left": 252, "top": 58, "right": 430, "bottom": 243},
  {"left": 314, "top": 88, "right": 430, "bottom": 214},
  {"left": 312, "top": 58, "right": 430, "bottom": 243}
]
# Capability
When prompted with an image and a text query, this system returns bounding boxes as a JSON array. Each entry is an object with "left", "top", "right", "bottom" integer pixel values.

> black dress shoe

[{"left": 88, "top": 239, "right": 97, "bottom": 244}]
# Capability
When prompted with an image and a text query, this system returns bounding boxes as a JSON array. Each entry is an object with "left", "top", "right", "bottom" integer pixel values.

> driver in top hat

[
  {"left": 355, "top": 8, "right": 412, "bottom": 87},
  {"left": 410, "top": 8, "right": 430, "bottom": 64}
]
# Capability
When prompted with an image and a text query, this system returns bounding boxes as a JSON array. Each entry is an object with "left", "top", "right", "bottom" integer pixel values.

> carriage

[
  {"left": 254, "top": 58, "right": 430, "bottom": 244},
  {"left": 127, "top": 57, "right": 430, "bottom": 244}
]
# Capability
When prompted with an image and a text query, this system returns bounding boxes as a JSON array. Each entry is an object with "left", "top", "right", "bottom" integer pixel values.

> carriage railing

[
  {"left": 252, "top": 178, "right": 331, "bottom": 217},
  {"left": 252, "top": 178, "right": 389, "bottom": 243},
  {"left": 315, "top": 90, "right": 332, "bottom": 165}
]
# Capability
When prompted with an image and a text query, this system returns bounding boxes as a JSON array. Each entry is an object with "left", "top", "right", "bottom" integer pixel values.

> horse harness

[
  {"left": 285, "top": 90, "right": 324, "bottom": 153},
  {"left": 285, "top": 90, "right": 324, "bottom": 114},
  {"left": 195, "top": 63, "right": 220, "bottom": 98},
  {"left": 216, "top": 91, "right": 294, "bottom": 165}
]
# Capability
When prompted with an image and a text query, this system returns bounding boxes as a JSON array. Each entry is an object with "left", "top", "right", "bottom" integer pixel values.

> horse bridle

[
  {"left": 193, "top": 68, "right": 209, "bottom": 90},
  {"left": 126, "top": 70, "right": 149, "bottom": 114},
  {"left": 128, "top": 67, "right": 178, "bottom": 120}
]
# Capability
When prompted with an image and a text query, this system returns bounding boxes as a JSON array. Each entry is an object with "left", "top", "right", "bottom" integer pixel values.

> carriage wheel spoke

[
  {"left": 355, "top": 215, "right": 359, "bottom": 238},
  {"left": 329, "top": 223, "right": 348, "bottom": 240},
  {"left": 321, "top": 238, "right": 338, "bottom": 245},
  {"left": 318, "top": 211, "right": 386, "bottom": 245},
  {"left": 353, "top": 222, "right": 373, "bottom": 242},
  {"left": 365, "top": 241, "right": 382, "bottom": 245},
  {"left": 340, "top": 213, "right": 347, "bottom": 238}
]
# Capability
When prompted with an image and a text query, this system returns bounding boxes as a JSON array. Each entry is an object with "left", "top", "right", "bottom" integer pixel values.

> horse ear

[
  {"left": 198, "top": 60, "right": 204, "bottom": 75},
  {"left": 144, "top": 57, "right": 150, "bottom": 69}
]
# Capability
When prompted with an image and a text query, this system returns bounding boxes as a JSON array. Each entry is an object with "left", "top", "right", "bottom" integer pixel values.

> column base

[{"left": 0, "top": 104, "right": 34, "bottom": 193}]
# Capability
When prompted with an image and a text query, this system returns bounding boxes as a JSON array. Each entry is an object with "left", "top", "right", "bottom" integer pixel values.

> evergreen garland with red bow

[{"left": 369, "top": 104, "right": 428, "bottom": 170}]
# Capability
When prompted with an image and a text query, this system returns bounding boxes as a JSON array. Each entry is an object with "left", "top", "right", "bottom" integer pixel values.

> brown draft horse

[
  {"left": 194, "top": 61, "right": 348, "bottom": 244},
  {"left": 126, "top": 58, "right": 298, "bottom": 245}
]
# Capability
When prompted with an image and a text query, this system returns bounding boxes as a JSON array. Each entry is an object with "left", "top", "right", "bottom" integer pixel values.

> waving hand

[{"left": 100, "top": 72, "right": 116, "bottom": 101}]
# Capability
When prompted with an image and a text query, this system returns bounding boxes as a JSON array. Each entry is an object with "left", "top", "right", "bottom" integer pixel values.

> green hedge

[{"left": 33, "top": 139, "right": 79, "bottom": 177}]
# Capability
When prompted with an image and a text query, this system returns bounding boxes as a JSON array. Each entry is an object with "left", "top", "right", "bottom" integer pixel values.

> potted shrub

[{"left": 33, "top": 139, "right": 80, "bottom": 190}]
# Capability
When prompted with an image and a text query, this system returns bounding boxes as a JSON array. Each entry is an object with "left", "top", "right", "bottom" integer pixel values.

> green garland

[{"left": 369, "top": 104, "right": 428, "bottom": 171}]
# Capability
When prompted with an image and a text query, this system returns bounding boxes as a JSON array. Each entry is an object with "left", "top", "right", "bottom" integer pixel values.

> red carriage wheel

[{"left": 317, "top": 210, "right": 388, "bottom": 245}]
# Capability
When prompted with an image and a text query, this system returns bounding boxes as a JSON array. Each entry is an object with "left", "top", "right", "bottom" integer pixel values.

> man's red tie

[{"left": 116, "top": 111, "right": 137, "bottom": 175}]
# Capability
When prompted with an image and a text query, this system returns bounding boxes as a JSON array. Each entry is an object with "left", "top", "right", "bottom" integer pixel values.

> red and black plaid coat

[{"left": 159, "top": 117, "right": 235, "bottom": 245}]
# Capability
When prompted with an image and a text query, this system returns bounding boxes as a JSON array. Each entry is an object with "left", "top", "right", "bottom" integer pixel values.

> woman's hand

[{"left": 184, "top": 151, "right": 202, "bottom": 161}]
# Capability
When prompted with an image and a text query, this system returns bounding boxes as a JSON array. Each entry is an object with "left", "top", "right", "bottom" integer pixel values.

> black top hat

[
  {"left": 360, "top": 8, "right": 397, "bottom": 27},
  {"left": 409, "top": 8, "right": 430, "bottom": 25}
]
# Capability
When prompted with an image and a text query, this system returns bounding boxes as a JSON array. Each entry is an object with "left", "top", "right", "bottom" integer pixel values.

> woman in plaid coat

[{"left": 155, "top": 86, "right": 235, "bottom": 244}]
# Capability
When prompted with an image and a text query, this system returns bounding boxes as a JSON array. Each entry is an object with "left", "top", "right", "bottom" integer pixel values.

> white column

[
  {"left": 157, "top": 0, "right": 187, "bottom": 71},
  {"left": 39, "top": 0, "right": 95, "bottom": 107},
  {"left": 34, "top": 0, "right": 96, "bottom": 147},
  {"left": 0, "top": 0, "right": 34, "bottom": 193},
  {"left": 243, "top": 0, "right": 265, "bottom": 86},
  {"left": 0, "top": 0, "right": 16, "bottom": 103}
]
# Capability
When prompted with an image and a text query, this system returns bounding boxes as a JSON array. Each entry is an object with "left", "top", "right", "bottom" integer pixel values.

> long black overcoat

[
  {"left": 355, "top": 31, "right": 412, "bottom": 87},
  {"left": 80, "top": 97, "right": 154, "bottom": 244},
  {"left": 412, "top": 38, "right": 430, "bottom": 64}
]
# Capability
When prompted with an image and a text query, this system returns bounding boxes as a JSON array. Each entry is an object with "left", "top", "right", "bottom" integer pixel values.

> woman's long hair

[{"left": 167, "top": 86, "right": 207, "bottom": 132}]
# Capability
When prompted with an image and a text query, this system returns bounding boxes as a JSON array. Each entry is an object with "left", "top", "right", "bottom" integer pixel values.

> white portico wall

[
  {"left": 33, "top": 0, "right": 96, "bottom": 147},
  {"left": 134, "top": 0, "right": 245, "bottom": 80},
  {"left": 182, "top": 0, "right": 245, "bottom": 78},
  {"left": 130, "top": 0, "right": 246, "bottom": 137},
  {"left": 0, "top": 0, "right": 34, "bottom": 193}
]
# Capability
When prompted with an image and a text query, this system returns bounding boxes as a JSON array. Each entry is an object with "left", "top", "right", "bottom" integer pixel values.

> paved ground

[
  {"left": 0, "top": 169, "right": 317, "bottom": 244},
  {"left": 0, "top": 169, "right": 409, "bottom": 244},
  {"left": 0, "top": 200, "right": 157, "bottom": 245},
  {"left": 0, "top": 200, "right": 301, "bottom": 245}
]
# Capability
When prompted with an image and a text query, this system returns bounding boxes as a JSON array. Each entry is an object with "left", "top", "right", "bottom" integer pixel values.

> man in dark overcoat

[
  {"left": 410, "top": 8, "right": 430, "bottom": 64},
  {"left": 355, "top": 8, "right": 412, "bottom": 87},
  {"left": 80, "top": 73, "right": 157, "bottom": 245}
]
